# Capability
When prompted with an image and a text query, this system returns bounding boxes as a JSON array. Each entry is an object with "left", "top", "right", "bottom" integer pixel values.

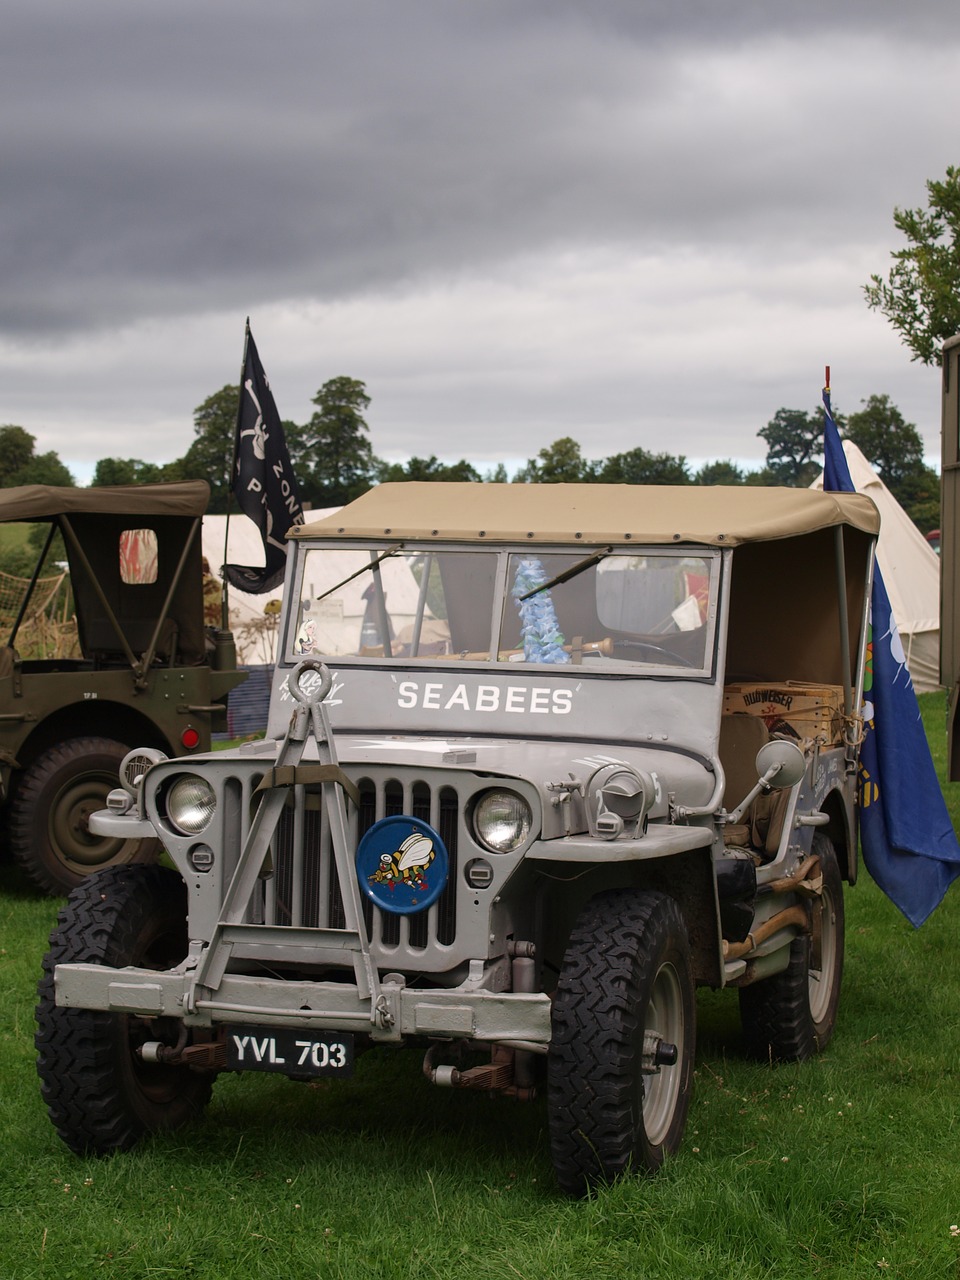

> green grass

[
  {"left": 0, "top": 521, "right": 34, "bottom": 555},
  {"left": 2, "top": 695, "right": 960, "bottom": 1278}
]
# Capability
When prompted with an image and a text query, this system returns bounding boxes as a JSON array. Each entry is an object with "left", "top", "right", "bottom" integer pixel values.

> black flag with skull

[{"left": 223, "top": 323, "right": 304, "bottom": 593}]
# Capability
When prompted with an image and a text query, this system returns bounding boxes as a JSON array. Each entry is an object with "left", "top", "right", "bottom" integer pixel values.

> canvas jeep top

[
  {"left": 0, "top": 481, "right": 243, "bottom": 894},
  {"left": 40, "top": 481, "right": 878, "bottom": 1196}
]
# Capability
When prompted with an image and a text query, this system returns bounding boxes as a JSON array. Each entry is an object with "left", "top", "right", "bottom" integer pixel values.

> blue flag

[{"left": 822, "top": 386, "right": 960, "bottom": 925}]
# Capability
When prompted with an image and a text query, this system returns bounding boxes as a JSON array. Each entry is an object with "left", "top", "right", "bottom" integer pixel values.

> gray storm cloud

[{"left": 1, "top": 0, "right": 956, "bottom": 472}]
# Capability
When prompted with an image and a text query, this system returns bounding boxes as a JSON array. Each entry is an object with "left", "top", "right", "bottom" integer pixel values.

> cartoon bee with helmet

[{"left": 369, "top": 831, "right": 435, "bottom": 892}]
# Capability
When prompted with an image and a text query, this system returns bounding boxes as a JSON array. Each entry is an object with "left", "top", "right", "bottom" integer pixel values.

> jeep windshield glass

[
  {"left": 498, "top": 551, "right": 715, "bottom": 671},
  {"left": 308, "top": 543, "right": 403, "bottom": 609},
  {"left": 290, "top": 547, "right": 717, "bottom": 672},
  {"left": 292, "top": 549, "right": 498, "bottom": 659},
  {"left": 517, "top": 546, "right": 612, "bottom": 601}
]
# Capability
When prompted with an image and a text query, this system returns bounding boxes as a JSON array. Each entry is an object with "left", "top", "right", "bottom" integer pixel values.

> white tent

[
  {"left": 202, "top": 510, "right": 426, "bottom": 666},
  {"left": 812, "top": 440, "right": 941, "bottom": 693},
  {"left": 201, "top": 510, "right": 339, "bottom": 665}
]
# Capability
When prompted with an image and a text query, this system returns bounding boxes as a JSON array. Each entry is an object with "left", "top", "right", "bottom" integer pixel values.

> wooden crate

[{"left": 722, "top": 681, "right": 845, "bottom": 744}]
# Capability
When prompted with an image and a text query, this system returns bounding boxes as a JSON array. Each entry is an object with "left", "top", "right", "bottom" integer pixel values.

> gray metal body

[{"left": 60, "top": 483, "right": 875, "bottom": 1062}]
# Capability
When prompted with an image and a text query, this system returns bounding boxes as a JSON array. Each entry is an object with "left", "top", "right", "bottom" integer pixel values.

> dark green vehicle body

[{"left": 0, "top": 481, "right": 243, "bottom": 894}]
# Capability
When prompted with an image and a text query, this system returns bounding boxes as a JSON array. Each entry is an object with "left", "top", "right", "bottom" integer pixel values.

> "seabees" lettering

[{"left": 397, "top": 680, "right": 573, "bottom": 715}]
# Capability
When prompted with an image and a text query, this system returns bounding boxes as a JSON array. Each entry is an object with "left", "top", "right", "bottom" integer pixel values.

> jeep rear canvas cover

[{"left": 0, "top": 481, "right": 209, "bottom": 522}]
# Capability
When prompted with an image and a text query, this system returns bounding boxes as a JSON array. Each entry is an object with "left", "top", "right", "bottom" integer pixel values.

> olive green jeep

[{"left": 0, "top": 482, "right": 243, "bottom": 894}]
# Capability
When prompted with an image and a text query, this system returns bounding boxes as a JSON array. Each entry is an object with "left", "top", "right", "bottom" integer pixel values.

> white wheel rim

[
  {"left": 808, "top": 884, "right": 838, "bottom": 1024},
  {"left": 642, "top": 960, "right": 684, "bottom": 1146}
]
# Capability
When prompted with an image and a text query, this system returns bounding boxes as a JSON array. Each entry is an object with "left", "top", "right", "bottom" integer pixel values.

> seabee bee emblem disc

[{"left": 356, "top": 815, "right": 449, "bottom": 915}]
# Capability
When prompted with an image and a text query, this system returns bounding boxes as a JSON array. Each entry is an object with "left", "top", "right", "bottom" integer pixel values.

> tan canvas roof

[
  {"left": 0, "top": 481, "right": 210, "bottom": 523},
  {"left": 291, "top": 482, "right": 879, "bottom": 547}
]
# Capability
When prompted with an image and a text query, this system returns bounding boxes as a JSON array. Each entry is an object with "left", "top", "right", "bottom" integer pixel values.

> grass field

[
  {"left": 2, "top": 695, "right": 959, "bottom": 1278},
  {"left": 0, "top": 521, "right": 34, "bottom": 555}
]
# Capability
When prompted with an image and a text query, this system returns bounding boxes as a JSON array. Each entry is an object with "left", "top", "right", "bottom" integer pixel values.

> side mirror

[
  {"left": 755, "top": 739, "right": 806, "bottom": 790},
  {"left": 724, "top": 738, "right": 806, "bottom": 825}
]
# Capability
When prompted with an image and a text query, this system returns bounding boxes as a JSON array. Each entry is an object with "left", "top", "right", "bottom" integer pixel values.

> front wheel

[
  {"left": 8, "top": 736, "right": 161, "bottom": 895},
  {"left": 739, "top": 832, "right": 845, "bottom": 1061},
  {"left": 548, "top": 889, "right": 695, "bottom": 1197},
  {"left": 36, "top": 865, "right": 213, "bottom": 1155}
]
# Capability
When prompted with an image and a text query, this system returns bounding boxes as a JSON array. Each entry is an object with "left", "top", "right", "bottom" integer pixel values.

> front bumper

[{"left": 54, "top": 962, "right": 553, "bottom": 1050}]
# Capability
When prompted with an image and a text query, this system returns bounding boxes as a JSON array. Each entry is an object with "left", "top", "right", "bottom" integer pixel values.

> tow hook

[{"left": 374, "top": 994, "right": 395, "bottom": 1029}]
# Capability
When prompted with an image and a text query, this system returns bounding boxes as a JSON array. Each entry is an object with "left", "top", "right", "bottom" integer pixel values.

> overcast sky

[{"left": 2, "top": 0, "right": 957, "bottom": 484}]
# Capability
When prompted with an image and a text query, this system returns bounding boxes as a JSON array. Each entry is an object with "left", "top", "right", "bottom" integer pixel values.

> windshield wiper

[
  {"left": 310, "top": 543, "right": 404, "bottom": 606},
  {"left": 519, "top": 546, "right": 613, "bottom": 601}
]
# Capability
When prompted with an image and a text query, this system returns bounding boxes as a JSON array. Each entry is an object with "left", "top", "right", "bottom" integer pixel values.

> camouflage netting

[{"left": 0, "top": 569, "right": 79, "bottom": 660}]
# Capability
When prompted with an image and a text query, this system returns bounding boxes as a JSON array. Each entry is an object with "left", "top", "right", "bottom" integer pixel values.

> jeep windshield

[{"left": 289, "top": 545, "right": 719, "bottom": 675}]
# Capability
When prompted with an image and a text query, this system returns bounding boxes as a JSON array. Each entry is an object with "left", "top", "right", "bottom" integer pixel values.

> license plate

[{"left": 225, "top": 1026, "right": 354, "bottom": 1077}]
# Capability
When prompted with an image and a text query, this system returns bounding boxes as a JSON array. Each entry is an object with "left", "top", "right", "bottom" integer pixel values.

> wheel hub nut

[
  {"left": 642, "top": 1032, "right": 678, "bottom": 1073},
  {"left": 655, "top": 1041, "right": 678, "bottom": 1067}
]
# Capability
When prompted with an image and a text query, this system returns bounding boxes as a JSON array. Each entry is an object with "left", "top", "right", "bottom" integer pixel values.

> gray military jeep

[
  {"left": 0, "top": 481, "right": 243, "bottom": 895},
  {"left": 37, "top": 481, "right": 878, "bottom": 1195}
]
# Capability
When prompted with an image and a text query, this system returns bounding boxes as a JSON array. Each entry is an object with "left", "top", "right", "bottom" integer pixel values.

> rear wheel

[
  {"left": 548, "top": 889, "right": 695, "bottom": 1197},
  {"left": 8, "top": 736, "right": 160, "bottom": 895},
  {"left": 739, "top": 833, "right": 845, "bottom": 1061},
  {"left": 36, "top": 864, "right": 212, "bottom": 1155}
]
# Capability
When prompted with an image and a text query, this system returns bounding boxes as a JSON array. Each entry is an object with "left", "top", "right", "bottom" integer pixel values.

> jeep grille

[{"left": 270, "top": 776, "right": 460, "bottom": 954}]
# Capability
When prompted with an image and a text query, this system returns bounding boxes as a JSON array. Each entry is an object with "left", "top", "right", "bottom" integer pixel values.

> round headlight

[
  {"left": 473, "top": 790, "right": 532, "bottom": 853},
  {"left": 165, "top": 775, "right": 216, "bottom": 835}
]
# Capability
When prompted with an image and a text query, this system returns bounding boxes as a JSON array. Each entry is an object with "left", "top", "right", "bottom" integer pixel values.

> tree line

[
  {"left": 75, "top": 378, "right": 954, "bottom": 535},
  {"left": 0, "top": 381, "right": 940, "bottom": 535},
  {"left": 489, "top": 391, "right": 938, "bottom": 532}
]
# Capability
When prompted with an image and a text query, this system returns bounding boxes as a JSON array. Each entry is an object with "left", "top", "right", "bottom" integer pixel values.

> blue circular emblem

[{"left": 356, "top": 815, "right": 449, "bottom": 916}]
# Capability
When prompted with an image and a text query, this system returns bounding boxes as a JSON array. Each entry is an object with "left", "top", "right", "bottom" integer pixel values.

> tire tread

[
  {"left": 9, "top": 736, "right": 157, "bottom": 895},
  {"left": 548, "top": 889, "right": 694, "bottom": 1196},
  {"left": 738, "top": 833, "right": 845, "bottom": 1062},
  {"left": 36, "top": 865, "right": 212, "bottom": 1155}
]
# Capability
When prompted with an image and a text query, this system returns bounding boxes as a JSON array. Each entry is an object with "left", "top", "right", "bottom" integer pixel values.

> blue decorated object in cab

[{"left": 512, "top": 557, "right": 571, "bottom": 664}]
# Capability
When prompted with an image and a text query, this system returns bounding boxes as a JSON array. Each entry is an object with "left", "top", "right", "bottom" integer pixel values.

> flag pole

[
  {"left": 221, "top": 317, "right": 251, "bottom": 630},
  {"left": 824, "top": 365, "right": 853, "bottom": 720}
]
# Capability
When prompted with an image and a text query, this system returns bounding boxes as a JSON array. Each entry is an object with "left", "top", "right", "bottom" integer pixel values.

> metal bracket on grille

[{"left": 186, "top": 660, "right": 385, "bottom": 1025}]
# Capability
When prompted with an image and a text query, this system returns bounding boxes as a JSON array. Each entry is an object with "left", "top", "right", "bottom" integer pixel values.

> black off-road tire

[
  {"left": 738, "top": 833, "right": 845, "bottom": 1062},
  {"left": 8, "top": 736, "right": 160, "bottom": 895},
  {"left": 36, "top": 864, "right": 213, "bottom": 1156},
  {"left": 548, "top": 889, "right": 695, "bottom": 1198}
]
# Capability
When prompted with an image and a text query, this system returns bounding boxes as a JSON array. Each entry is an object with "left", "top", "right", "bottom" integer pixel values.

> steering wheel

[{"left": 614, "top": 639, "right": 695, "bottom": 669}]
